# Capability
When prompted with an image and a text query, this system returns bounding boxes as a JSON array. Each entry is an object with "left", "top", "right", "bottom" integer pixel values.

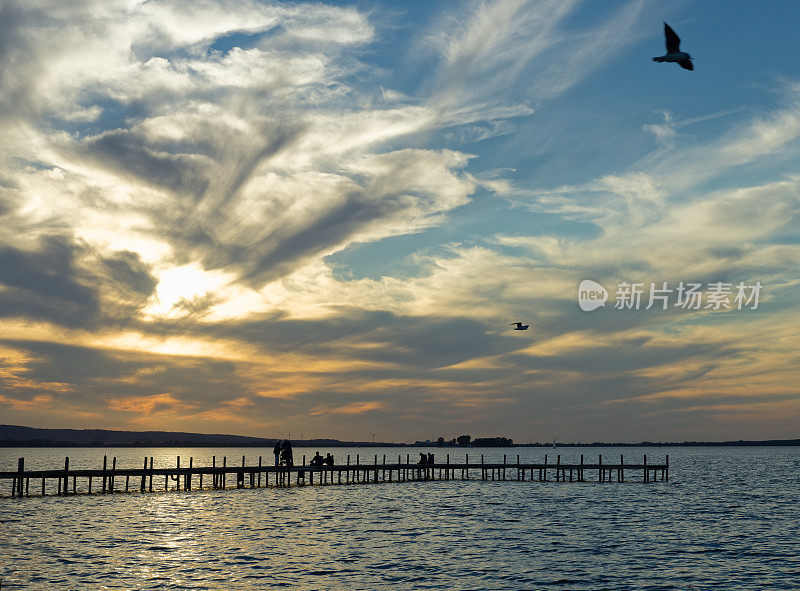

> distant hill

[
  {"left": 0, "top": 425, "right": 383, "bottom": 447},
  {"left": 1, "top": 425, "right": 798, "bottom": 447}
]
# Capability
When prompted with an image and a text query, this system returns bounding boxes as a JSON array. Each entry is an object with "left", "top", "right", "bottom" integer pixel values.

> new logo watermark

[
  {"left": 578, "top": 279, "right": 608, "bottom": 311},
  {"left": 578, "top": 280, "right": 762, "bottom": 311}
]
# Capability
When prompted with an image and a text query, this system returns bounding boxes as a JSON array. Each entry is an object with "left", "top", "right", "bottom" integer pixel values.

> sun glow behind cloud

[{"left": 0, "top": 0, "right": 799, "bottom": 441}]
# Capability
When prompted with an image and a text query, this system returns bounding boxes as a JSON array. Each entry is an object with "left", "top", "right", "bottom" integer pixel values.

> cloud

[
  {"left": 429, "top": 0, "right": 646, "bottom": 117},
  {"left": 0, "top": 235, "right": 158, "bottom": 329},
  {"left": 1, "top": 1, "right": 799, "bottom": 442},
  {"left": 108, "top": 392, "right": 198, "bottom": 415},
  {"left": 310, "top": 401, "right": 385, "bottom": 416}
]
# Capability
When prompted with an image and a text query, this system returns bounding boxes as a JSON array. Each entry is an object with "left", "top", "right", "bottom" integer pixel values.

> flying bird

[
  {"left": 510, "top": 322, "right": 529, "bottom": 331},
  {"left": 653, "top": 22, "right": 693, "bottom": 70}
]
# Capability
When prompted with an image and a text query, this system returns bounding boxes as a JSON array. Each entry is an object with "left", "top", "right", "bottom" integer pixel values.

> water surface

[{"left": 1, "top": 446, "right": 798, "bottom": 590}]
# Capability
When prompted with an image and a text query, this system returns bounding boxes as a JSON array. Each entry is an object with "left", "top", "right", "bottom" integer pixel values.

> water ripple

[{"left": 2, "top": 446, "right": 800, "bottom": 590}]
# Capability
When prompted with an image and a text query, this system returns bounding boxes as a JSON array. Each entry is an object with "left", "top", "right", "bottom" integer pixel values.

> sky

[{"left": 1, "top": 0, "right": 799, "bottom": 443}]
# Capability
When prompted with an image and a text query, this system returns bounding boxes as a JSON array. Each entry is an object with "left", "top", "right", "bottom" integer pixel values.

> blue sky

[{"left": 0, "top": 0, "right": 798, "bottom": 442}]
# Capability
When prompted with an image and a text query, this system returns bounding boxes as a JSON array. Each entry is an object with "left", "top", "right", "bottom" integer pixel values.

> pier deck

[{"left": 1, "top": 454, "right": 668, "bottom": 498}]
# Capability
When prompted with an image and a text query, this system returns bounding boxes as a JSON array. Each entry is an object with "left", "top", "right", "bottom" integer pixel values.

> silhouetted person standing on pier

[
  {"left": 281, "top": 440, "right": 294, "bottom": 467},
  {"left": 273, "top": 441, "right": 281, "bottom": 466}
]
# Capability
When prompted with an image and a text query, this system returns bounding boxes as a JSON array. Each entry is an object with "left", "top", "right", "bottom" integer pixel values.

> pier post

[
  {"left": 141, "top": 457, "right": 147, "bottom": 492},
  {"left": 557, "top": 455, "right": 561, "bottom": 482},
  {"left": 481, "top": 455, "right": 485, "bottom": 481},
  {"left": 102, "top": 455, "right": 107, "bottom": 493},
  {"left": 16, "top": 458, "right": 23, "bottom": 498},
  {"left": 579, "top": 454, "right": 584, "bottom": 482},
  {"left": 643, "top": 454, "right": 647, "bottom": 483},
  {"left": 188, "top": 457, "right": 193, "bottom": 491},
  {"left": 665, "top": 455, "right": 669, "bottom": 482},
  {"left": 257, "top": 457, "right": 262, "bottom": 488},
  {"left": 465, "top": 454, "right": 469, "bottom": 480},
  {"left": 222, "top": 456, "right": 227, "bottom": 489},
  {"left": 599, "top": 454, "right": 603, "bottom": 483},
  {"left": 149, "top": 457, "right": 154, "bottom": 492},
  {"left": 111, "top": 457, "right": 117, "bottom": 492},
  {"left": 543, "top": 454, "right": 548, "bottom": 482},
  {"left": 503, "top": 455, "right": 507, "bottom": 480},
  {"left": 64, "top": 457, "right": 70, "bottom": 496}
]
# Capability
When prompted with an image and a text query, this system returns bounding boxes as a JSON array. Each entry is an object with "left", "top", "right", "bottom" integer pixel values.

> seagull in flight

[
  {"left": 510, "top": 322, "right": 529, "bottom": 331},
  {"left": 653, "top": 22, "right": 693, "bottom": 70}
]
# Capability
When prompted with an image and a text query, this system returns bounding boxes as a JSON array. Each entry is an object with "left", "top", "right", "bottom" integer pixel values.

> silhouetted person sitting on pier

[
  {"left": 310, "top": 451, "right": 324, "bottom": 466},
  {"left": 418, "top": 452, "right": 427, "bottom": 464},
  {"left": 427, "top": 453, "right": 434, "bottom": 464},
  {"left": 324, "top": 453, "right": 334, "bottom": 466},
  {"left": 281, "top": 440, "right": 294, "bottom": 467},
  {"left": 273, "top": 441, "right": 281, "bottom": 466}
]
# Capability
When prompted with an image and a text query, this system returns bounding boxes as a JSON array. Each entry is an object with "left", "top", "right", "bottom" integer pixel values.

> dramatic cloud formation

[{"left": 1, "top": 0, "right": 798, "bottom": 442}]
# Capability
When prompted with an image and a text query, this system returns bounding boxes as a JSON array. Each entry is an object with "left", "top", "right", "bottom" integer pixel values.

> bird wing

[
  {"left": 664, "top": 22, "right": 681, "bottom": 53},
  {"left": 678, "top": 59, "right": 693, "bottom": 71}
]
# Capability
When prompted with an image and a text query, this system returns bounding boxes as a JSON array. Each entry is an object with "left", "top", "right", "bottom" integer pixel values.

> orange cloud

[
  {"left": 310, "top": 401, "right": 385, "bottom": 416},
  {"left": 108, "top": 392, "right": 198, "bottom": 415},
  {"left": 0, "top": 345, "right": 73, "bottom": 393},
  {"left": 0, "top": 394, "right": 56, "bottom": 410}
]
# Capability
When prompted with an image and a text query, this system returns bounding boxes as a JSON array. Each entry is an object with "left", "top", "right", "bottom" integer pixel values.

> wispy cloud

[{"left": 1, "top": 1, "right": 799, "bottom": 441}]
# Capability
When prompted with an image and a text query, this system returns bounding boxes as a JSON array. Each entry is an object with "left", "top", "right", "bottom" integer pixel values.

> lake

[{"left": 1, "top": 446, "right": 799, "bottom": 590}]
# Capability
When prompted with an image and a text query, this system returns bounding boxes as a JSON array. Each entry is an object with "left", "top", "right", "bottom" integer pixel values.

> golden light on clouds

[
  {"left": 108, "top": 392, "right": 198, "bottom": 415},
  {"left": 0, "top": 0, "right": 799, "bottom": 442}
]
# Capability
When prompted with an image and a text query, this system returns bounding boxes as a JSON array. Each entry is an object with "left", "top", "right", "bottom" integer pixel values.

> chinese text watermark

[{"left": 578, "top": 280, "right": 762, "bottom": 312}]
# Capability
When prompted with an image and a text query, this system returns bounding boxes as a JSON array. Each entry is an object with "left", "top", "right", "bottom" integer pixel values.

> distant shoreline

[{"left": 1, "top": 425, "right": 798, "bottom": 448}]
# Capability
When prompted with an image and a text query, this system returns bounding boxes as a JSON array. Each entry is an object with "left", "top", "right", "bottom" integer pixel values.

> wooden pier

[{"left": 1, "top": 453, "right": 668, "bottom": 498}]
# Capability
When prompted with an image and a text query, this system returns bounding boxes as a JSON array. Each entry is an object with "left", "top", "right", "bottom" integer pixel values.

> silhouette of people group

[
  {"left": 310, "top": 451, "right": 334, "bottom": 466},
  {"left": 274, "top": 441, "right": 335, "bottom": 469},
  {"left": 416, "top": 452, "right": 434, "bottom": 478},
  {"left": 273, "top": 439, "right": 294, "bottom": 467}
]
